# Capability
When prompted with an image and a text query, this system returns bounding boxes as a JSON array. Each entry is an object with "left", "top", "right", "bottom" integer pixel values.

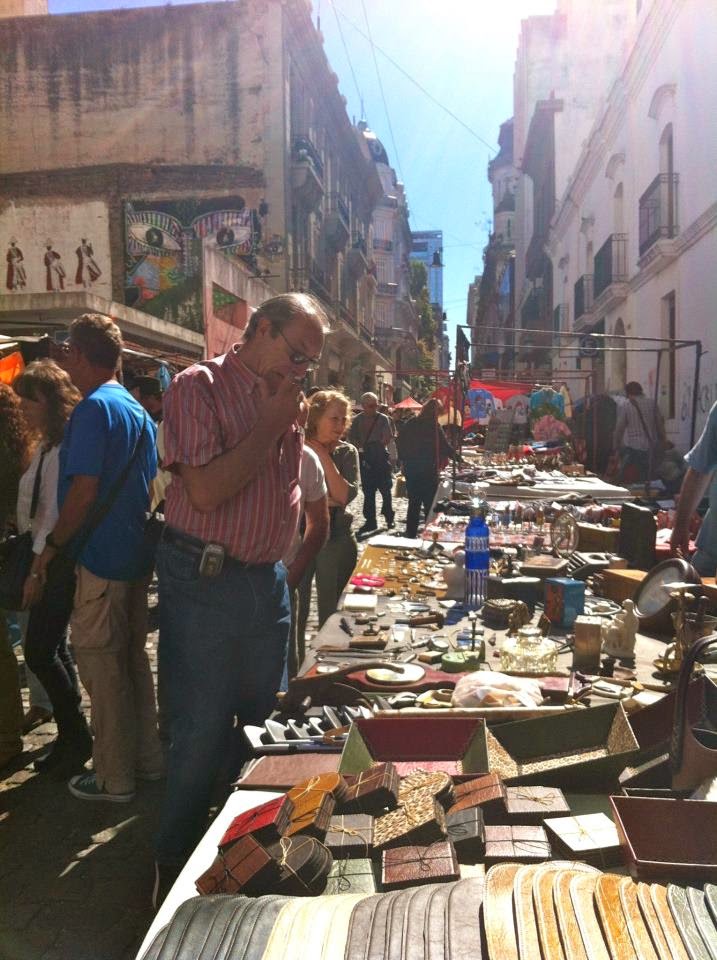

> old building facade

[{"left": 0, "top": 0, "right": 391, "bottom": 393}]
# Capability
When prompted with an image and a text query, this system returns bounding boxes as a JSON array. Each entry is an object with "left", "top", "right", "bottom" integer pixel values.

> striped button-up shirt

[
  {"left": 162, "top": 346, "right": 302, "bottom": 564},
  {"left": 614, "top": 395, "right": 664, "bottom": 452}
]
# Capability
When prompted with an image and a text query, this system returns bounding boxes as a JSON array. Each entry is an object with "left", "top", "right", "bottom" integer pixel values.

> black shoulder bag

[{"left": 0, "top": 450, "right": 47, "bottom": 610}]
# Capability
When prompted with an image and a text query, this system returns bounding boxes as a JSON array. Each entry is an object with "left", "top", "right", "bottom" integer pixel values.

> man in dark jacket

[
  {"left": 397, "top": 398, "right": 460, "bottom": 538},
  {"left": 349, "top": 392, "right": 394, "bottom": 533}
]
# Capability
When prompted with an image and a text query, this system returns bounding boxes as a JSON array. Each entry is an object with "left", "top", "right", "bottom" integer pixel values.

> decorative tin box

[{"left": 544, "top": 577, "right": 585, "bottom": 628}]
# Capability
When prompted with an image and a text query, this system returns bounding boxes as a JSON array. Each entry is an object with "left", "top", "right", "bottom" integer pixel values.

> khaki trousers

[{"left": 71, "top": 566, "right": 162, "bottom": 794}]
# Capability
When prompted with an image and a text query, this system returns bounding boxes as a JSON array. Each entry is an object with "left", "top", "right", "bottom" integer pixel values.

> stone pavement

[{"left": 0, "top": 489, "right": 409, "bottom": 960}]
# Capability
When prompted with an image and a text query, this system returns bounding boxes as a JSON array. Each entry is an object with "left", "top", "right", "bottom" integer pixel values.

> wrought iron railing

[
  {"left": 292, "top": 136, "right": 324, "bottom": 179},
  {"left": 593, "top": 233, "right": 628, "bottom": 300},
  {"left": 639, "top": 173, "right": 678, "bottom": 256}
]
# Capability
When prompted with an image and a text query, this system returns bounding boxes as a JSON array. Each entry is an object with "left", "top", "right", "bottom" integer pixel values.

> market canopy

[{"left": 393, "top": 396, "right": 422, "bottom": 410}]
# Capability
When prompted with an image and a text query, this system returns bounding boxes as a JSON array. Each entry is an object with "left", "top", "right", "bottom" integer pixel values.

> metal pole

[
  {"left": 690, "top": 341, "right": 703, "bottom": 448},
  {"left": 650, "top": 349, "right": 663, "bottom": 483}
]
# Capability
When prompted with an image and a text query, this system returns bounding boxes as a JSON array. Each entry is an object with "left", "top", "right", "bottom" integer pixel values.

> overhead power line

[
  {"left": 330, "top": 0, "right": 364, "bottom": 119},
  {"left": 331, "top": 2, "right": 496, "bottom": 156}
]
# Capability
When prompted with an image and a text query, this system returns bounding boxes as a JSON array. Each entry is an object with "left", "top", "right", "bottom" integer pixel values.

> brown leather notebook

[{"left": 234, "top": 753, "right": 341, "bottom": 790}]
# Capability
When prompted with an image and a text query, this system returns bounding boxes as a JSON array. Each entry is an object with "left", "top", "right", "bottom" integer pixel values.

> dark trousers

[
  {"left": 155, "top": 541, "right": 290, "bottom": 865},
  {"left": 23, "top": 557, "right": 86, "bottom": 744},
  {"left": 360, "top": 464, "right": 394, "bottom": 528},
  {"left": 404, "top": 466, "right": 438, "bottom": 539}
]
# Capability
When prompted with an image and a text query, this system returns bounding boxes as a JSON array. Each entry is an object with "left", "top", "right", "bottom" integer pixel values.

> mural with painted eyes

[{"left": 124, "top": 196, "right": 258, "bottom": 332}]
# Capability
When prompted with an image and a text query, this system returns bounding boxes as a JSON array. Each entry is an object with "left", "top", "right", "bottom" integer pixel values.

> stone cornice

[{"left": 630, "top": 201, "right": 717, "bottom": 291}]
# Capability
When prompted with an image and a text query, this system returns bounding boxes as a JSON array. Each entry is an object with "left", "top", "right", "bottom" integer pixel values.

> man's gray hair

[
  {"left": 243, "top": 293, "right": 331, "bottom": 341},
  {"left": 361, "top": 392, "right": 378, "bottom": 404}
]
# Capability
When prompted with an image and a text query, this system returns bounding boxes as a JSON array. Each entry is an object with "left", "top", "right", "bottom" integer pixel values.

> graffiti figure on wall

[
  {"left": 44, "top": 240, "right": 66, "bottom": 292},
  {"left": 6, "top": 239, "right": 27, "bottom": 291},
  {"left": 75, "top": 238, "right": 102, "bottom": 289},
  {"left": 124, "top": 197, "right": 258, "bottom": 332}
]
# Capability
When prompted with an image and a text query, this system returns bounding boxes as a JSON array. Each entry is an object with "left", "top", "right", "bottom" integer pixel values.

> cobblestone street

[{"left": 0, "top": 489, "right": 407, "bottom": 960}]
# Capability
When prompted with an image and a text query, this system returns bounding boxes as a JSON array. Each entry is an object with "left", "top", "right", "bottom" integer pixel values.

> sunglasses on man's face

[{"left": 276, "top": 326, "right": 322, "bottom": 370}]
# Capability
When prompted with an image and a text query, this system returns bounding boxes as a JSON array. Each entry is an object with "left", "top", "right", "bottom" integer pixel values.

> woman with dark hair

[
  {"left": 14, "top": 360, "right": 92, "bottom": 777},
  {"left": 297, "top": 390, "right": 360, "bottom": 643},
  {"left": 397, "top": 398, "right": 461, "bottom": 538},
  {"left": 0, "top": 383, "right": 32, "bottom": 769}
]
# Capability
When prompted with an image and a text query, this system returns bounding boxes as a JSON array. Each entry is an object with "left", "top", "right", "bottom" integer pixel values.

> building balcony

[
  {"left": 334, "top": 300, "right": 357, "bottom": 331},
  {"left": 346, "top": 235, "right": 368, "bottom": 279},
  {"left": 323, "top": 194, "right": 351, "bottom": 252},
  {"left": 377, "top": 281, "right": 398, "bottom": 296},
  {"left": 373, "top": 238, "right": 393, "bottom": 252},
  {"left": 308, "top": 258, "right": 331, "bottom": 304},
  {"left": 290, "top": 135, "right": 324, "bottom": 209},
  {"left": 639, "top": 174, "right": 678, "bottom": 257},
  {"left": 593, "top": 233, "right": 629, "bottom": 311},
  {"left": 573, "top": 274, "right": 593, "bottom": 330},
  {"left": 359, "top": 321, "right": 373, "bottom": 344}
]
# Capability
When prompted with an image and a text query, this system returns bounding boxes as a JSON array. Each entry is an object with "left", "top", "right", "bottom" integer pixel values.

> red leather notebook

[{"left": 234, "top": 753, "right": 341, "bottom": 790}]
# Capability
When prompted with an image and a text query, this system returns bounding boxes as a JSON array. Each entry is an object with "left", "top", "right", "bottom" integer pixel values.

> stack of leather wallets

[{"left": 142, "top": 871, "right": 717, "bottom": 960}]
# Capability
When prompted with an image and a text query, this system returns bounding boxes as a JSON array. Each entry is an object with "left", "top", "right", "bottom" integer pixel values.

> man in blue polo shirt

[
  {"left": 37, "top": 313, "right": 162, "bottom": 802},
  {"left": 671, "top": 401, "right": 717, "bottom": 576}
]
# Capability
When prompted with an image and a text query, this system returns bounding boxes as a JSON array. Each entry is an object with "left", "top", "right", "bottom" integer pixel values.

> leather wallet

[
  {"left": 635, "top": 882, "right": 675, "bottom": 960},
  {"left": 381, "top": 840, "right": 459, "bottom": 890},
  {"left": 594, "top": 874, "right": 639, "bottom": 960},
  {"left": 569, "top": 873, "right": 612, "bottom": 960},
  {"left": 325, "top": 814, "right": 373, "bottom": 859},
  {"left": 218, "top": 796, "right": 293, "bottom": 850},
  {"left": 374, "top": 794, "right": 447, "bottom": 850},
  {"left": 339, "top": 761, "right": 400, "bottom": 815},
  {"left": 398, "top": 770, "right": 454, "bottom": 806},
  {"left": 447, "top": 773, "right": 506, "bottom": 820},
  {"left": 484, "top": 824, "right": 551, "bottom": 864},
  {"left": 504, "top": 785, "right": 570, "bottom": 822},
  {"left": 686, "top": 887, "right": 717, "bottom": 960},
  {"left": 271, "top": 835, "right": 333, "bottom": 896},
  {"left": 195, "top": 835, "right": 278, "bottom": 896},
  {"left": 445, "top": 807, "right": 485, "bottom": 862},
  {"left": 287, "top": 772, "right": 350, "bottom": 805},
  {"left": 344, "top": 893, "right": 387, "bottom": 960},
  {"left": 483, "top": 864, "right": 522, "bottom": 960},
  {"left": 446, "top": 878, "right": 485, "bottom": 960},
  {"left": 324, "top": 857, "right": 377, "bottom": 896},
  {"left": 235, "top": 753, "right": 341, "bottom": 789},
  {"left": 285, "top": 790, "right": 335, "bottom": 839},
  {"left": 618, "top": 876, "right": 666, "bottom": 960},
  {"left": 667, "top": 883, "right": 711, "bottom": 960},
  {"left": 651, "top": 883, "right": 691, "bottom": 960},
  {"left": 543, "top": 813, "right": 621, "bottom": 867}
]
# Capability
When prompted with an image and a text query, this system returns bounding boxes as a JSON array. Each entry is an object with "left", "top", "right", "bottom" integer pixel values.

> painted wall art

[{"left": 124, "top": 197, "right": 260, "bottom": 332}]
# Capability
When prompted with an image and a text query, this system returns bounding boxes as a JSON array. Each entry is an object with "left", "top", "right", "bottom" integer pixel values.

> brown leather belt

[{"left": 483, "top": 864, "right": 522, "bottom": 960}]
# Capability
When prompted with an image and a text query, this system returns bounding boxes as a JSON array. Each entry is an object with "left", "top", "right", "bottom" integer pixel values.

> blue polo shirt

[
  {"left": 685, "top": 401, "right": 717, "bottom": 571},
  {"left": 59, "top": 382, "right": 157, "bottom": 581}
]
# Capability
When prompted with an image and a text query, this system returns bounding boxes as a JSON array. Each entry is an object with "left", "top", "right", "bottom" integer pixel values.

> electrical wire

[
  {"left": 330, "top": 0, "right": 364, "bottom": 119},
  {"left": 332, "top": 1, "right": 496, "bottom": 156},
  {"left": 359, "top": 0, "right": 405, "bottom": 185}
]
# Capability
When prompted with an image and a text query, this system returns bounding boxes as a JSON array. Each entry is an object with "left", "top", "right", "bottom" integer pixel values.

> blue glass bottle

[{"left": 464, "top": 502, "right": 490, "bottom": 610}]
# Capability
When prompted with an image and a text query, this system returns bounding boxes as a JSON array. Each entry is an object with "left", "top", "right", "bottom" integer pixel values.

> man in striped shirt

[
  {"left": 613, "top": 381, "right": 666, "bottom": 482},
  {"left": 153, "top": 293, "right": 329, "bottom": 897}
]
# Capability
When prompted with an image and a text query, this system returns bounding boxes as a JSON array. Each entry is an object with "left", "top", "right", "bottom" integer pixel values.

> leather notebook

[
  {"left": 324, "top": 857, "right": 377, "bottom": 896},
  {"left": 447, "top": 773, "right": 506, "bottom": 820},
  {"left": 287, "top": 772, "right": 350, "bottom": 805},
  {"left": 381, "top": 840, "right": 459, "bottom": 890},
  {"left": 218, "top": 796, "right": 293, "bottom": 850},
  {"left": 398, "top": 770, "right": 454, "bottom": 807},
  {"left": 374, "top": 794, "right": 447, "bottom": 850},
  {"left": 339, "top": 761, "right": 400, "bottom": 815},
  {"left": 285, "top": 790, "right": 335, "bottom": 840},
  {"left": 445, "top": 807, "right": 485, "bottom": 862},
  {"left": 504, "top": 785, "right": 570, "bottom": 823},
  {"left": 271, "top": 835, "right": 333, "bottom": 897},
  {"left": 325, "top": 813, "right": 373, "bottom": 860},
  {"left": 195, "top": 835, "right": 278, "bottom": 896},
  {"left": 235, "top": 753, "right": 341, "bottom": 790},
  {"left": 543, "top": 813, "right": 621, "bottom": 867},
  {"left": 484, "top": 824, "right": 551, "bottom": 864}
]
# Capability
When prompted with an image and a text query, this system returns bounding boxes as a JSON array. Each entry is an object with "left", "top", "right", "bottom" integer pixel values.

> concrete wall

[{"left": 0, "top": 1, "right": 271, "bottom": 174}]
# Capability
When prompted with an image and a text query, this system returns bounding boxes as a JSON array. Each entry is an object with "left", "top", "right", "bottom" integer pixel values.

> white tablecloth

[{"left": 136, "top": 790, "right": 282, "bottom": 959}]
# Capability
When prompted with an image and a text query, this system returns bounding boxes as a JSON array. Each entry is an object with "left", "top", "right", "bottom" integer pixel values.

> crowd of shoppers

[{"left": 6, "top": 293, "right": 714, "bottom": 916}]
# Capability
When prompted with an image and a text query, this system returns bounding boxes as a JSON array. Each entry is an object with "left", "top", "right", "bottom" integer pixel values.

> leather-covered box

[
  {"left": 374, "top": 794, "right": 447, "bottom": 850},
  {"left": 218, "top": 796, "right": 293, "bottom": 850},
  {"left": 195, "top": 834, "right": 279, "bottom": 895},
  {"left": 447, "top": 773, "right": 506, "bottom": 821},
  {"left": 504, "top": 785, "right": 570, "bottom": 823},
  {"left": 272, "top": 835, "right": 333, "bottom": 896},
  {"left": 610, "top": 795, "right": 717, "bottom": 881},
  {"left": 381, "top": 841, "right": 460, "bottom": 890},
  {"left": 543, "top": 812, "right": 621, "bottom": 867},
  {"left": 338, "top": 762, "right": 399, "bottom": 814},
  {"left": 285, "top": 790, "right": 335, "bottom": 839},
  {"left": 338, "top": 717, "right": 489, "bottom": 779},
  {"left": 324, "top": 857, "right": 377, "bottom": 895},
  {"left": 486, "top": 702, "right": 640, "bottom": 788},
  {"left": 325, "top": 814, "right": 374, "bottom": 859},
  {"left": 483, "top": 824, "right": 551, "bottom": 864},
  {"left": 445, "top": 807, "right": 485, "bottom": 861}
]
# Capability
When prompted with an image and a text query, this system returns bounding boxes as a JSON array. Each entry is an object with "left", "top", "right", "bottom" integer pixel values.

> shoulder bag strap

[
  {"left": 68, "top": 411, "right": 148, "bottom": 559},
  {"left": 362, "top": 414, "right": 379, "bottom": 448},
  {"left": 628, "top": 396, "right": 655, "bottom": 445},
  {"left": 29, "top": 449, "right": 47, "bottom": 524}
]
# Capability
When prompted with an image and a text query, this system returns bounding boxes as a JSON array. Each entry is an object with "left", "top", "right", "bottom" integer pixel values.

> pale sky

[{"left": 49, "top": 0, "right": 558, "bottom": 357}]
